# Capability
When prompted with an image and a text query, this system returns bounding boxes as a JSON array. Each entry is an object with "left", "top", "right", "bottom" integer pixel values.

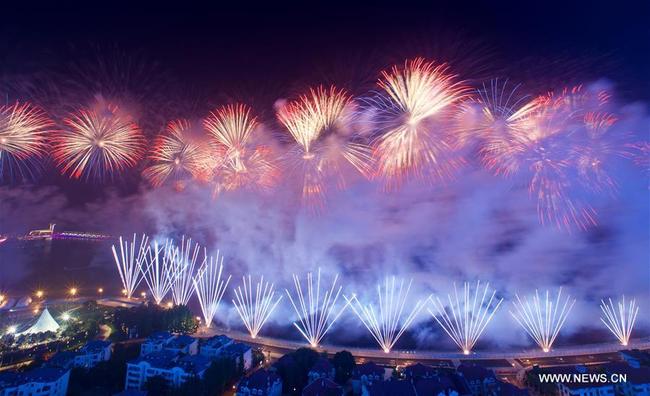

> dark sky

[{"left": 0, "top": 1, "right": 648, "bottom": 102}]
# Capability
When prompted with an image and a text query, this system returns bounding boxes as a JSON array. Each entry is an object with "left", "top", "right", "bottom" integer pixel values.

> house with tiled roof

[
  {"left": 236, "top": 369, "right": 282, "bottom": 396},
  {"left": 302, "top": 378, "right": 344, "bottom": 396},
  {"left": 0, "top": 367, "right": 70, "bottom": 396}
]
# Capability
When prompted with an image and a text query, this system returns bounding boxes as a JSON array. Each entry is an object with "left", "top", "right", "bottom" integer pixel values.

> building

[
  {"left": 496, "top": 381, "right": 529, "bottom": 396},
  {"left": 308, "top": 357, "right": 335, "bottom": 383},
  {"left": 220, "top": 342, "right": 253, "bottom": 372},
  {"left": 302, "top": 378, "right": 343, "bottom": 396},
  {"left": 620, "top": 350, "right": 650, "bottom": 369},
  {"left": 199, "top": 334, "right": 234, "bottom": 358},
  {"left": 139, "top": 331, "right": 175, "bottom": 356},
  {"left": 414, "top": 377, "right": 460, "bottom": 396},
  {"left": 362, "top": 379, "right": 417, "bottom": 396},
  {"left": 403, "top": 363, "right": 440, "bottom": 381},
  {"left": 236, "top": 369, "right": 283, "bottom": 396},
  {"left": 456, "top": 364, "right": 498, "bottom": 396},
  {"left": 0, "top": 368, "right": 70, "bottom": 396},
  {"left": 603, "top": 363, "right": 650, "bottom": 396},
  {"left": 351, "top": 362, "right": 385, "bottom": 394},
  {"left": 557, "top": 382, "right": 615, "bottom": 396},
  {"left": 164, "top": 335, "right": 198, "bottom": 356},
  {"left": 124, "top": 350, "right": 210, "bottom": 390}
]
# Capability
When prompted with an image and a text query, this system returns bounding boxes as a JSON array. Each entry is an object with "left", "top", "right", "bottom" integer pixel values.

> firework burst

[
  {"left": 143, "top": 120, "right": 205, "bottom": 189},
  {"left": 510, "top": 288, "right": 575, "bottom": 352},
  {"left": 232, "top": 275, "right": 283, "bottom": 339},
  {"left": 169, "top": 236, "right": 202, "bottom": 306},
  {"left": 192, "top": 252, "right": 231, "bottom": 328},
  {"left": 369, "top": 58, "right": 468, "bottom": 186},
  {"left": 53, "top": 102, "right": 145, "bottom": 181},
  {"left": 429, "top": 281, "right": 503, "bottom": 354},
  {"left": 0, "top": 102, "right": 53, "bottom": 182},
  {"left": 278, "top": 86, "right": 372, "bottom": 207},
  {"left": 111, "top": 234, "right": 149, "bottom": 299},
  {"left": 285, "top": 268, "right": 348, "bottom": 347},
  {"left": 141, "top": 239, "right": 178, "bottom": 305},
  {"left": 345, "top": 277, "right": 428, "bottom": 353},
  {"left": 600, "top": 296, "right": 639, "bottom": 346}
]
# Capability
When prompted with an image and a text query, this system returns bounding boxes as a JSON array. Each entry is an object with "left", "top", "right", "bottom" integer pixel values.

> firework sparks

[
  {"left": 204, "top": 104, "right": 277, "bottom": 195},
  {"left": 370, "top": 58, "right": 468, "bottom": 185},
  {"left": 600, "top": 296, "right": 639, "bottom": 346},
  {"left": 53, "top": 102, "right": 144, "bottom": 180},
  {"left": 169, "top": 236, "right": 202, "bottom": 306},
  {"left": 0, "top": 102, "right": 53, "bottom": 182},
  {"left": 285, "top": 268, "right": 348, "bottom": 347},
  {"left": 278, "top": 86, "right": 372, "bottom": 207},
  {"left": 232, "top": 275, "right": 283, "bottom": 339},
  {"left": 143, "top": 120, "right": 204, "bottom": 189},
  {"left": 429, "top": 281, "right": 503, "bottom": 354},
  {"left": 141, "top": 239, "right": 177, "bottom": 305},
  {"left": 345, "top": 277, "right": 428, "bottom": 353},
  {"left": 510, "top": 288, "right": 575, "bottom": 352},
  {"left": 192, "top": 252, "right": 231, "bottom": 328},
  {"left": 111, "top": 234, "right": 149, "bottom": 299}
]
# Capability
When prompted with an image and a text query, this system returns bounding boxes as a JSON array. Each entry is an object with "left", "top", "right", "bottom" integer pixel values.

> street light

[
  {"left": 98, "top": 288, "right": 104, "bottom": 294},
  {"left": 61, "top": 313, "right": 71, "bottom": 321},
  {"left": 69, "top": 287, "right": 78, "bottom": 297},
  {"left": 6, "top": 325, "right": 16, "bottom": 335},
  {"left": 35, "top": 290, "right": 44, "bottom": 298}
]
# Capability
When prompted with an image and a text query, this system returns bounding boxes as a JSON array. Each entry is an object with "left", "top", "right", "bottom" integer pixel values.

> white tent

[{"left": 20, "top": 308, "right": 60, "bottom": 335}]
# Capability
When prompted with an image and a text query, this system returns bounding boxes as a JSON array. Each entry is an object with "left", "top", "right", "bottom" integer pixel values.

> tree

[
  {"left": 203, "top": 357, "right": 237, "bottom": 395},
  {"left": 332, "top": 350, "right": 356, "bottom": 385},
  {"left": 274, "top": 348, "right": 319, "bottom": 395},
  {"left": 145, "top": 375, "right": 170, "bottom": 395}
]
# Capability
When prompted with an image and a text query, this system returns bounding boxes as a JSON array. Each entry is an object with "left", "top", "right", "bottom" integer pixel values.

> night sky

[{"left": 0, "top": 1, "right": 648, "bottom": 349}]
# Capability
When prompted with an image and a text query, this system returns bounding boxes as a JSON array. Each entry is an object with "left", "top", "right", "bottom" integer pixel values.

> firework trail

[
  {"left": 510, "top": 288, "right": 575, "bottom": 352},
  {"left": 143, "top": 120, "right": 205, "bottom": 190},
  {"left": 345, "top": 277, "right": 428, "bottom": 353},
  {"left": 192, "top": 252, "right": 231, "bottom": 328},
  {"left": 111, "top": 234, "right": 149, "bottom": 299},
  {"left": 429, "top": 281, "right": 503, "bottom": 354},
  {"left": 141, "top": 239, "right": 177, "bottom": 305},
  {"left": 600, "top": 296, "right": 639, "bottom": 346},
  {"left": 53, "top": 102, "right": 145, "bottom": 181},
  {"left": 169, "top": 236, "right": 202, "bottom": 306},
  {"left": 232, "top": 275, "right": 283, "bottom": 339},
  {"left": 0, "top": 102, "right": 53, "bottom": 182},
  {"left": 204, "top": 104, "right": 277, "bottom": 195},
  {"left": 277, "top": 86, "right": 372, "bottom": 208},
  {"left": 368, "top": 58, "right": 468, "bottom": 186},
  {"left": 285, "top": 268, "right": 348, "bottom": 347}
]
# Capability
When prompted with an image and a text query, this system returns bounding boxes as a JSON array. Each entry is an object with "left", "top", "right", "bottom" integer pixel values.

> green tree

[{"left": 332, "top": 350, "right": 355, "bottom": 385}]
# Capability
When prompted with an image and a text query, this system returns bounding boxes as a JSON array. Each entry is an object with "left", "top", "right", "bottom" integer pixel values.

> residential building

[
  {"left": 351, "top": 362, "right": 385, "bottom": 394},
  {"left": 557, "top": 382, "right": 615, "bottom": 396},
  {"left": 456, "top": 364, "right": 498, "bottom": 396},
  {"left": 139, "top": 331, "right": 175, "bottom": 356},
  {"left": 403, "top": 363, "right": 439, "bottom": 381},
  {"left": 236, "top": 369, "right": 282, "bottom": 396},
  {"left": 414, "top": 377, "right": 460, "bottom": 396},
  {"left": 620, "top": 350, "right": 650, "bottom": 369},
  {"left": 0, "top": 368, "right": 70, "bottom": 396},
  {"left": 362, "top": 379, "right": 417, "bottom": 396},
  {"left": 199, "top": 334, "right": 234, "bottom": 358},
  {"left": 220, "top": 342, "right": 253, "bottom": 371},
  {"left": 308, "top": 357, "right": 335, "bottom": 383},
  {"left": 124, "top": 350, "right": 210, "bottom": 390},
  {"left": 164, "top": 335, "right": 198, "bottom": 356},
  {"left": 302, "top": 378, "right": 343, "bottom": 396}
]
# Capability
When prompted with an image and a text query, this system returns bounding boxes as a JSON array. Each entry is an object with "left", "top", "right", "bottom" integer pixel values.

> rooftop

[
  {"left": 166, "top": 335, "right": 196, "bottom": 349},
  {"left": 202, "top": 334, "right": 232, "bottom": 348},
  {"left": 457, "top": 364, "right": 497, "bottom": 382},
  {"left": 221, "top": 342, "right": 252, "bottom": 356},
  {"left": 144, "top": 331, "right": 173, "bottom": 343},
  {"left": 0, "top": 368, "right": 69, "bottom": 387},
  {"left": 403, "top": 362, "right": 438, "bottom": 379},
  {"left": 302, "top": 378, "right": 342, "bottom": 396},
  {"left": 238, "top": 369, "right": 281, "bottom": 391},
  {"left": 129, "top": 350, "right": 179, "bottom": 369},
  {"left": 366, "top": 379, "right": 416, "bottom": 396},
  {"left": 82, "top": 339, "right": 112, "bottom": 352},
  {"left": 178, "top": 354, "right": 212, "bottom": 375},
  {"left": 353, "top": 361, "right": 384, "bottom": 378}
]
